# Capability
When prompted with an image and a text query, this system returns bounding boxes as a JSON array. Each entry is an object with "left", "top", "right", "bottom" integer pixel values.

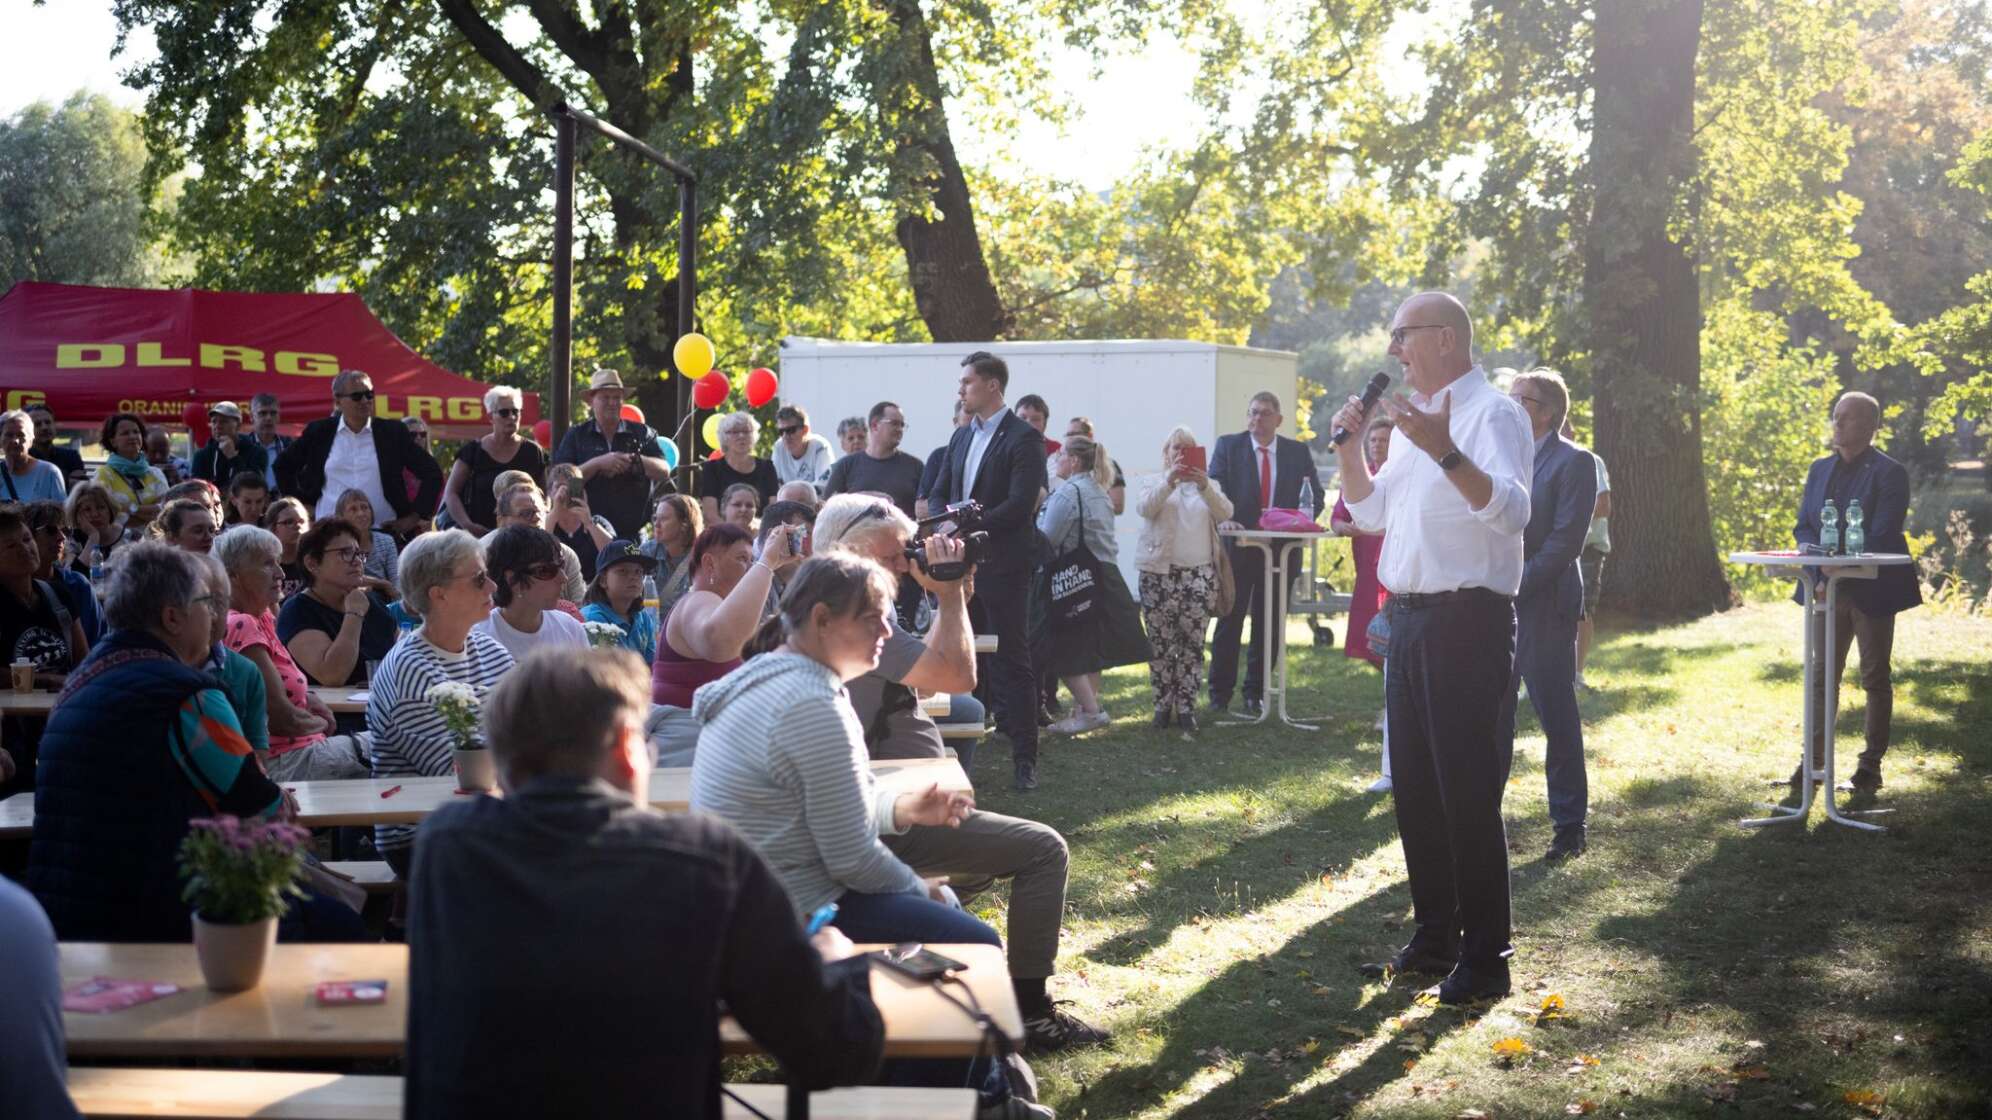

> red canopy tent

[{"left": 0, "top": 281, "right": 538, "bottom": 439}]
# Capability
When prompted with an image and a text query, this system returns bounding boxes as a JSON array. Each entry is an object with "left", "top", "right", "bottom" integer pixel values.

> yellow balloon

[
  {"left": 701, "top": 412, "right": 723, "bottom": 448},
  {"left": 673, "top": 332, "right": 716, "bottom": 379}
]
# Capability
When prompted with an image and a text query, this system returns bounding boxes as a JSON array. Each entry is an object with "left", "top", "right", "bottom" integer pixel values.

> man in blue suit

[
  {"left": 1501, "top": 369, "right": 1596, "bottom": 862},
  {"left": 1206, "top": 391, "right": 1324, "bottom": 717},
  {"left": 1792, "top": 391, "right": 1920, "bottom": 797}
]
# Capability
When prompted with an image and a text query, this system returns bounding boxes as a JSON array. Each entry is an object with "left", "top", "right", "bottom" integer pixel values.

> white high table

[
  {"left": 1728, "top": 551, "right": 1913, "bottom": 833},
  {"left": 1217, "top": 527, "right": 1328, "bottom": 730}
]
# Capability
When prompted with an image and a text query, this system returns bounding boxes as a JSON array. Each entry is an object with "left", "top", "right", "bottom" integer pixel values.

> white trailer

[{"left": 777, "top": 337, "right": 1301, "bottom": 590}]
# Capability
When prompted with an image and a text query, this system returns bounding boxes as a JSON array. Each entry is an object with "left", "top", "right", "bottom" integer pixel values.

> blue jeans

[
  {"left": 832, "top": 889, "right": 1004, "bottom": 1094},
  {"left": 947, "top": 693, "right": 985, "bottom": 774}
]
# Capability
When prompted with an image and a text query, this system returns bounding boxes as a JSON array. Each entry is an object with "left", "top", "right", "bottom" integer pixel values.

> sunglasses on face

[
  {"left": 494, "top": 408, "right": 520, "bottom": 419},
  {"left": 342, "top": 390, "right": 376, "bottom": 403},
  {"left": 776, "top": 426, "right": 801, "bottom": 437},
  {"left": 524, "top": 561, "right": 564, "bottom": 582}
]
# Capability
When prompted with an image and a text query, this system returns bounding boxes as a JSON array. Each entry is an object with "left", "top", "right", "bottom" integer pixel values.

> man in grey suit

[{"left": 1501, "top": 369, "right": 1597, "bottom": 862}]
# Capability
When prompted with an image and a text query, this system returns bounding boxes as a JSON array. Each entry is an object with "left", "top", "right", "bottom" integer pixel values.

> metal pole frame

[{"left": 546, "top": 103, "right": 698, "bottom": 460}]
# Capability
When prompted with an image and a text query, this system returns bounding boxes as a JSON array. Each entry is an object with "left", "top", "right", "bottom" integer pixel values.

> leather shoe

[
  {"left": 1433, "top": 963, "right": 1511, "bottom": 1005},
  {"left": 1177, "top": 710, "right": 1199, "bottom": 734},
  {"left": 1544, "top": 833, "right": 1587, "bottom": 864},
  {"left": 1241, "top": 698, "right": 1265, "bottom": 718},
  {"left": 1850, "top": 766, "right": 1882, "bottom": 792},
  {"left": 1013, "top": 761, "right": 1038, "bottom": 792},
  {"left": 1357, "top": 944, "right": 1455, "bottom": 979},
  {"left": 1207, "top": 697, "right": 1230, "bottom": 715}
]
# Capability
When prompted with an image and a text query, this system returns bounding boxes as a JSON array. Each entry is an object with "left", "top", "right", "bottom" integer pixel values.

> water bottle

[
  {"left": 1298, "top": 476, "right": 1315, "bottom": 515},
  {"left": 85, "top": 543, "right": 106, "bottom": 598},
  {"left": 1845, "top": 499, "right": 1864, "bottom": 556},
  {"left": 1820, "top": 502, "right": 1840, "bottom": 555}
]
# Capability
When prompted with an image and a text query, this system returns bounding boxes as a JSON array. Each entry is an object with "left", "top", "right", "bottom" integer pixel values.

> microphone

[{"left": 1331, "top": 371, "right": 1392, "bottom": 446}]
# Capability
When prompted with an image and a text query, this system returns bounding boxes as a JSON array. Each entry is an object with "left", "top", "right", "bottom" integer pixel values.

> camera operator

[{"left": 810, "top": 494, "right": 1110, "bottom": 1053}]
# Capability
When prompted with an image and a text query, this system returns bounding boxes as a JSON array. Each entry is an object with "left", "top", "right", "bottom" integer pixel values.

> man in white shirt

[
  {"left": 1333, "top": 291, "right": 1533, "bottom": 1006},
  {"left": 275, "top": 370, "right": 441, "bottom": 537},
  {"left": 770, "top": 406, "right": 836, "bottom": 494}
]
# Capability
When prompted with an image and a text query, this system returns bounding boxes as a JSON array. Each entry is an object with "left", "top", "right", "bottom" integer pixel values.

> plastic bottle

[
  {"left": 85, "top": 542, "right": 106, "bottom": 598},
  {"left": 1820, "top": 501, "right": 1840, "bottom": 555},
  {"left": 1298, "top": 476, "right": 1315, "bottom": 516},
  {"left": 1845, "top": 499, "right": 1865, "bottom": 556}
]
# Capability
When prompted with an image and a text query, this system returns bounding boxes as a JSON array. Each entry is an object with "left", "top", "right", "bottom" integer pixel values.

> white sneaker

[
  {"left": 1049, "top": 710, "right": 1110, "bottom": 735},
  {"left": 1366, "top": 775, "right": 1393, "bottom": 793}
]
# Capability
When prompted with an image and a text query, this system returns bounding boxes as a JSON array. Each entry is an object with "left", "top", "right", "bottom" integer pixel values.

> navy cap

[{"left": 595, "top": 539, "right": 657, "bottom": 573}]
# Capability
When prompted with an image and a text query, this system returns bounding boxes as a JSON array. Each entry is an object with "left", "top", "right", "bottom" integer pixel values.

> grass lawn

[{"left": 957, "top": 601, "right": 1992, "bottom": 1119}]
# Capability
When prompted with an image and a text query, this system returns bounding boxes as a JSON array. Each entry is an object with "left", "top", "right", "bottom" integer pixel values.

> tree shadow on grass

[{"left": 1588, "top": 655, "right": 1992, "bottom": 1114}]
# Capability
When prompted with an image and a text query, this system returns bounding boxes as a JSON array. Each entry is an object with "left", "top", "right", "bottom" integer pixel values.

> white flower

[
  {"left": 426, "top": 681, "right": 478, "bottom": 707},
  {"left": 582, "top": 621, "right": 627, "bottom": 648}
]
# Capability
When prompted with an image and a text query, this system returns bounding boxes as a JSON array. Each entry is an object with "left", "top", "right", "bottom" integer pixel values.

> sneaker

[
  {"left": 1013, "top": 761, "right": 1038, "bottom": 792},
  {"left": 1023, "top": 1001, "right": 1111, "bottom": 1053},
  {"left": 1048, "top": 710, "right": 1110, "bottom": 735},
  {"left": 1365, "top": 775, "right": 1393, "bottom": 793}
]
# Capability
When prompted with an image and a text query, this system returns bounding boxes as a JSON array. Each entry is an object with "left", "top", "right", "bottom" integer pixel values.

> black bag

[{"left": 1047, "top": 542, "right": 1102, "bottom": 626}]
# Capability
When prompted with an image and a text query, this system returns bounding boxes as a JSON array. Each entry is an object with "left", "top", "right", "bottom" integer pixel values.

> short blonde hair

[
  {"left": 1160, "top": 425, "right": 1198, "bottom": 458},
  {"left": 483, "top": 385, "right": 524, "bottom": 414},
  {"left": 718, "top": 411, "right": 758, "bottom": 440},
  {"left": 491, "top": 469, "right": 537, "bottom": 502}
]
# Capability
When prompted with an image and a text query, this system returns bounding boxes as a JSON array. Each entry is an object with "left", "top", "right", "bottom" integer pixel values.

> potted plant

[
  {"left": 582, "top": 620, "right": 627, "bottom": 649},
  {"left": 177, "top": 815, "right": 310, "bottom": 991},
  {"left": 428, "top": 681, "right": 494, "bottom": 792}
]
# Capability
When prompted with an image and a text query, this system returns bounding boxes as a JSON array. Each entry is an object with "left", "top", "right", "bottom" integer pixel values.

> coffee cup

[{"left": 10, "top": 660, "right": 35, "bottom": 692}]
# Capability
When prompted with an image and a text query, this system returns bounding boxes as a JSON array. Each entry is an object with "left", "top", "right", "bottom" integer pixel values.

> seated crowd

[{"left": 0, "top": 366, "right": 1156, "bottom": 1120}]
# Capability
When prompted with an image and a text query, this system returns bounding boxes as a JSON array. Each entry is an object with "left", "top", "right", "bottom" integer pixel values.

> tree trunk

[
  {"left": 1584, "top": 0, "right": 1732, "bottom": 618},
  {"left": 882, "top": 0, "right": 1010, "bottom": 342}
]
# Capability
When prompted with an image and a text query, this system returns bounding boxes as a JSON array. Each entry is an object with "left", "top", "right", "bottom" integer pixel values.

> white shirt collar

[
  {"left": 1410, "top": 364, "right": 1488, "bottom": 408},
  {"left": 338, "top": 417, "right": 373, "bottom": 436}
]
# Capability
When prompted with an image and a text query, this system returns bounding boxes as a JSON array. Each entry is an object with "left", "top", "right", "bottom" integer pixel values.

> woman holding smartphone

[{"left": 1134, "top": 425, "right": 1233, "bottom": 733}]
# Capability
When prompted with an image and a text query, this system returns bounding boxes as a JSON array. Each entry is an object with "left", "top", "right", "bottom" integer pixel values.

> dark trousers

[
  {"left": 1386, "top": 589, "right": 1516, "bottom": 971},
  {"left": 969, "top": 567, "right": 1038, "bottom": 766},
  {"left": 1208, "top": 546, "right": 1283, "bottom": 704},
  {"left": 1503, "top": 599, "right": 1587, "bottom": 838},
  {"left": 1807, "top": 598, "right": 1896, "bottom": 771}
]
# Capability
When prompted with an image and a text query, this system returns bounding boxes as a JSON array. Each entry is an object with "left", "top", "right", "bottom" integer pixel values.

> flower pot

[
  {"left": 192, "top": 913, "right": 278, "bottom": 992},
  {"left": 453, "top": 746, "right": 496, "bottom": 793}
]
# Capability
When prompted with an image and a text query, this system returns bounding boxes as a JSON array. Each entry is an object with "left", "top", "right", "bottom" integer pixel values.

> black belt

[{"left": 1389, "top": 587, "right": 1512, "bottom": 611}]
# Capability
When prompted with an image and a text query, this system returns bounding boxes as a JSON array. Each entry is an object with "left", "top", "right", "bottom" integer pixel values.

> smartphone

[
  {"left": 872, "top": 942, "right": 969, "bottom": 982},
  {"left": 1180, "top": 445, "right": 1207, "bottom": 473}
]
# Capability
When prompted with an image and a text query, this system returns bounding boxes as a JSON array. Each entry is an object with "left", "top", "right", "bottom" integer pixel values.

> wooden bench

[
  {"left": 320, "top": 861, "right": 398, "bottom": 894},
  {"left": 65, "top": 1068, "right": 976, "bottom": 1119},
  {"left": 936, "top": 722, "right": 983, "bottom": 740}
]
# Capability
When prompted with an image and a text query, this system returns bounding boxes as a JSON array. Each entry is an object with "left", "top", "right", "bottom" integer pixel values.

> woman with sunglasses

[
  {"left": 472, "top": 524, "right": 588, "bottom": 661},
  {"left": 444, "top": 386, "right": 545, "bottom": 537},
  {"left": 276, "top": 520, "right": 402, "bottom": 725}
]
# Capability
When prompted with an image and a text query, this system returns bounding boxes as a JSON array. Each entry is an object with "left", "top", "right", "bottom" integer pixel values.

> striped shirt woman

[{"left": 367, "top": 627, "right": 513, "bottom": 870}]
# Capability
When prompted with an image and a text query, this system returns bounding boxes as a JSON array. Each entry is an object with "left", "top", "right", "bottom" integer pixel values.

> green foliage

[
  {"left": 1700, "top": 299, "right": 1840, "bottom": 594},
  {"left": 176, "top": 815, "right": 310, "bottom": 924},
  {"left": 0, "top": 92, "right": 165, "bottom": 291},
  {"left": 1914, "top": 129, "right": 1992, "bottom": 435}
]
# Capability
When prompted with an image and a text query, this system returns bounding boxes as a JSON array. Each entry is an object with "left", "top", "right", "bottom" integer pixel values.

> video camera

[{"left": 907, "top": 501, "right": 989, "bottom": 582}]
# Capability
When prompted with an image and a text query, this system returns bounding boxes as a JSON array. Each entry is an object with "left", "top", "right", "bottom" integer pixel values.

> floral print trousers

[{"left": 1139, "top": 563, "right": 1217, "bottom": 717}]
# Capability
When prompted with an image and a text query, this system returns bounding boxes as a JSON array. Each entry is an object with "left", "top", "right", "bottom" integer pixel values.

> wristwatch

[{"left": 1437, "top": 447, "right": 1465, "bottom": 472}]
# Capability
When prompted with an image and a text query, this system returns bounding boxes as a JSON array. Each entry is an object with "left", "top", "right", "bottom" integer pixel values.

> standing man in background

[
  {"left": 1207, "top": 391, "right": 1323, "bottom": 718},
  {"left": 824, "top": 402, "right": 924, "bottom": 517},
  {"left": 1504, "top": 369, "right": 1596, "bottom": 864},
  {"left": 550, "top": 369, "right": 673, "bottom": 541},
  {"left": 24, "top": 405, "right": 86, "bottom": 486},
  {"left": 191, "top": 402, "right": 269, "bottom": 486},
  {"left": 1335, "top": 291, "right": 1532, "bottom": 1005},
  {"left": 930, "top": 351, "right": 1049, "bottom": 792},
  {"left": 1791, "top": 391, "right": 1919, "bottom": 800},
  {"left": 276, "top": 369, "right": 442, "bottom": 539},
  {"left": 247, "top": 393, "right": 291, "bottom": 493},
  {"left": 771, "top": 405, "right": 836, "bottom": 494}
]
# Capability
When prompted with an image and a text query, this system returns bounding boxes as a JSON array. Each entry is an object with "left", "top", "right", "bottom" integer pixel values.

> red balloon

[
  {"left": 182, "top": 403, "right": 211, "bottom": 447},
  {"left": 706, "top": 448, "right": 723, "bottom": 460},
  {"left": 693, "top": 370, "right": 731, "bottom": 410},
  {"left": 531, "top": 419, "right": 553, "bottom": 448},
  {"left": 745, "top": 367, "right": 779, "bottom": 408},
  {"left": 620, "top": 402, "right": 645, "bottom": 425}
]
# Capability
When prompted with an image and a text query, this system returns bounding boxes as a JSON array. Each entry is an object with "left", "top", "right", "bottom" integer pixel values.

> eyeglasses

[
  {"left": 1510, "top": 393, "right": 1543, "bottom": 407},
  {"left": 775, "top": 426, "right": 801, "bottom": 437},
  {"left": 524, "top": 561, "right": 564, "bottom": 582},
  {"left": 1389, "top": 324, "right": 1447, "bottom": 346},
  {"left": 455, "top": 567, "right": 491, "bottom": 587},
  {"left": 325, "top": 546, "right": 366, "bottom": 563},
  {"left": 342, "top": 390, "right": 376, "bottom": 403},
  {"left": 190, "top": 593, "right": 225, "bottom": 611},
  {"left": 406, "top": 426, "right": 429, "bottom": 437},
  {"left": 493, "top": 408, "right": 520, "bottom": 419}
]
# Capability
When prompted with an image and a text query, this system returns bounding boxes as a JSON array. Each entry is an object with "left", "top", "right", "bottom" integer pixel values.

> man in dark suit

[
  {"left": 1207, "top": 390, "right": 1324, "bottom": 717},
  {"left": 929, "top": 351, "right": 1049, "bottom": 791},
  {"left": 1792, "top": 390, "right": 1920, "bottom": 797},
  {"left": 274, "top": 369, "right": 444, "bottom": 538},
  {"left": 1500, "top": 370, "right": 1597, "bottom": 863}
]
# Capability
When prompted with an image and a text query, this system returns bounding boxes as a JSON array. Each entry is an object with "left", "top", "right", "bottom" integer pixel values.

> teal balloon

[{"left": 657, "top": 437, "right": 680, "bottom": 470}]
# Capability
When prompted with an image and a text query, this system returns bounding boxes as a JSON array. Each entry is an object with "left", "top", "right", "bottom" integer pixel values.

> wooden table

[
  {"left": 1, "top": 757, "right": 971, "bottom": 837},
  {"left": 309, "top": 688, "right": 369, "bottom": 715},
  {"left": 61, "top": 942, "right": 1019, "bottom": 1060},
  {"left": 0, "top": 688, "right": 57, "bottom": 715}
]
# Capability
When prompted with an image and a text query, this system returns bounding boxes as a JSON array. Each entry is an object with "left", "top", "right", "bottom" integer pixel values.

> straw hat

[{"left": 585, "top": 368, "right": 628, "bottom": 396}]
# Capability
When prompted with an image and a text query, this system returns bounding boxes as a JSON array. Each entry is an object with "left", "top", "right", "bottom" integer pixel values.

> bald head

[{"left": 1388, "top": 291, "right": 1477, "bottom": 392}]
